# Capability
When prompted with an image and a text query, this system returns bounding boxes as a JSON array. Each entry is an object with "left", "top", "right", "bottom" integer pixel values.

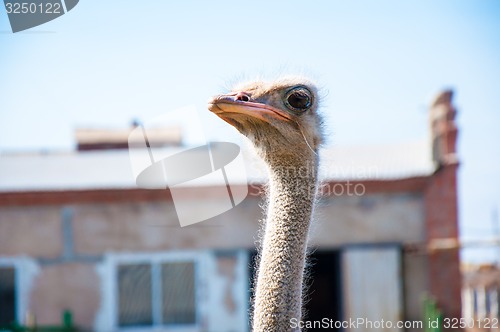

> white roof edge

[{"left": 0, "top": 140, "right": 436, "bottom": 192}]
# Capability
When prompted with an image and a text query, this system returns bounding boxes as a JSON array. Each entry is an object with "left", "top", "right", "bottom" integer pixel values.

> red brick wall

[{"left": 425, "top": 163, "right": 461, "bottom": 320}]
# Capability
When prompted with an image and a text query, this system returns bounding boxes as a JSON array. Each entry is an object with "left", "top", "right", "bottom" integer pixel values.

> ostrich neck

[{"left": 253, "top": 153, "right": 319, "bottom": 332}]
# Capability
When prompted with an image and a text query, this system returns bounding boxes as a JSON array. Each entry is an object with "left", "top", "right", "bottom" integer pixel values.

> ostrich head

[{"left": 208, "top": 77, "right": 323, "bottom": 163}]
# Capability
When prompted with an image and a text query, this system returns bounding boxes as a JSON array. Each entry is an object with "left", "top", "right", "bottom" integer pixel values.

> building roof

[
  {"left": 0, "top": 140, "right": 435, "bottom": 192},
  {"left": 76, "top": 126, "right": 182, "bottom": 151}
]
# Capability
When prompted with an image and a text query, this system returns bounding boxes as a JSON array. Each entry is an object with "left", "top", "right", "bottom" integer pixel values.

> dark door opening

[
  {"left": 248, "top": 250, "right": 342, "bottom": 331},
  {"left": 0, "top": 267, "right": 16, "bottom": 326},
  {"left": 303, "top": 250, "right": 342, "bottom": 331}
]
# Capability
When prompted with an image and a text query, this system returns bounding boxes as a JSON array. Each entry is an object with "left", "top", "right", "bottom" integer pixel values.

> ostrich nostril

[{"left": 235, "top": 92, "right": 251, "bottom": 102}]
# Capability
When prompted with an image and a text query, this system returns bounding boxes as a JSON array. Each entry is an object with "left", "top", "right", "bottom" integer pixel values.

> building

[
  {"left": 462, "top": 264, "right": 500, "bottom": 324},
  {"left": 0, "top": 91, "right": 461, "bottom": 331}
]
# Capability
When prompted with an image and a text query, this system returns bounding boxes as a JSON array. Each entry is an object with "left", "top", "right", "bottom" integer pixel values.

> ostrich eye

[{"left": 284, "top": 87, "right": 312, "bottom": 113}]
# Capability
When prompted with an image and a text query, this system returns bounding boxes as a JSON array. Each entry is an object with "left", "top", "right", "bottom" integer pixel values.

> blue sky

[{"left": 1, "top": 0, "right": 499, "bottom": 262}]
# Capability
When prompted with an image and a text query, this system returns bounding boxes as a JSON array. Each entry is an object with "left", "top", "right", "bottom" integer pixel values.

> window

[
  {"left": 118, "top": 264, "right": 153, "bottom": 326},
  {"left": 161, "top": 262, "right": 195, "bottom": 324},
  {"left": 96, "top": 250, "right": 250, "bottom": 332},
  {"left": 110, "top": 253, "right": 200, "bottom": 330},
  {"left": 0, "top": 266, "right": 16, "bottom": 326}
]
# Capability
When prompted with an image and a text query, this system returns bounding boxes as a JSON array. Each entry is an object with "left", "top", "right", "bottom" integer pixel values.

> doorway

[{"left": 248, "top": 250, "right": 343, "bottom": 331}]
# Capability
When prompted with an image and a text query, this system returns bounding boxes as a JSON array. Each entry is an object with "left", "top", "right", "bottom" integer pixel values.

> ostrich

[{"left": 208, "top": 77, "right": 323, "bottom": 331}]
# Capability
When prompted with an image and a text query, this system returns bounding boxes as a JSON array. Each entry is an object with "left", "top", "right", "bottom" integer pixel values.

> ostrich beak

[{"left": 208, "top": 93, "right": 292, "bottom": 125}]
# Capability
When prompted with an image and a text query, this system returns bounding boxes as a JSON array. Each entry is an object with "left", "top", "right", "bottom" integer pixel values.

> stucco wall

[
  {"left": 67, "top": 192, "right": 426, "bottom": 254},
  {"left": 312, "top": 193, "right": 426, "bottom": 246},
  {"left": 30, "top": 263, "right": 100, "bottom": 328},
  {"left": 0, "top": 206, "right": 63, "bottom": 258}
]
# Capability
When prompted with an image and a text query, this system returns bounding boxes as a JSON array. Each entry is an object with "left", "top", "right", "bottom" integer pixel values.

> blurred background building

[
  {"left": 462, "top": 264, "right": 500, "bottom": 324},
  {"left": 0, "top": 90, "right": 462, "bottom": 331}
]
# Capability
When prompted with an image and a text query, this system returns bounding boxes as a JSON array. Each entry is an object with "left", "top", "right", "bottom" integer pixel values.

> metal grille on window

[
  {"left": 0, "top": 267, "right": 16, "bottom": 326},
  {"left": 162, "top": 262, "right": 196, "bottom": 324},
  {"left": 118, "top": 264, "right": 153, "bottom": 327}
]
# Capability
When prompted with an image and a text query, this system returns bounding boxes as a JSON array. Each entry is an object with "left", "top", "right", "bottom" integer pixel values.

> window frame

[
  {"left": 104, "top": 251, "right": 205, "bottom": 332},
  {"left": 0, "top": 257, "right": 39, "bottom": 326}
]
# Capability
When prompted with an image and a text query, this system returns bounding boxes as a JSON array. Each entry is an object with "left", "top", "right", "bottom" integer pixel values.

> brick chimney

[
  {"left": 430, "top": 90, "right": 459, "bottom": 166},
  {"left": 425, "top": 89, "right": 462, "bottom": 322}
]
